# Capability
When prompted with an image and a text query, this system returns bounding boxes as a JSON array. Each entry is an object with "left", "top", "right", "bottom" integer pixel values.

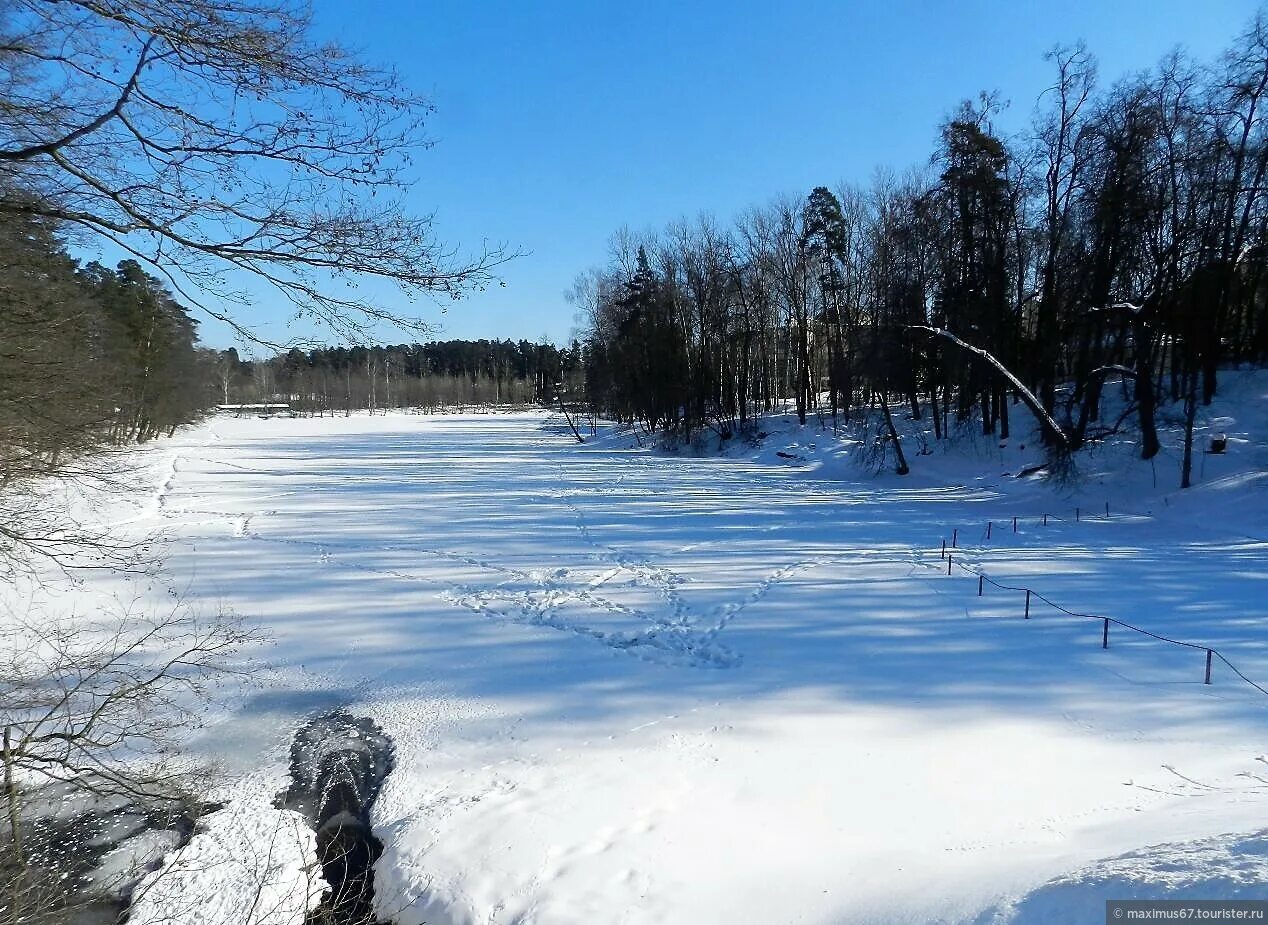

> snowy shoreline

[{"left": 9, "top": 375, "right": 1268, "bottom": 924}]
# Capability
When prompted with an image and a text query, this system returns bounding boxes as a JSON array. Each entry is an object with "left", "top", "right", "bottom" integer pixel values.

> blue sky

[{"left": 190, "top": 0, "right": 1261, "bottom": 350}]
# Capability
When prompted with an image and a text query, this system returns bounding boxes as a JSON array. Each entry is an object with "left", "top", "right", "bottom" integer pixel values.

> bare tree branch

[{"left": 0, "top": 0, "right": 515, "bottom": 343}]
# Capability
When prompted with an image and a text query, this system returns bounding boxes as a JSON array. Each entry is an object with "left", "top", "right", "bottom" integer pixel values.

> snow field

[
  {"left": 9, "top": 376, "right": 1268, "bottom": 924},
  {"left": 127, "top": 788, "right": 324, "bottom": 925}
]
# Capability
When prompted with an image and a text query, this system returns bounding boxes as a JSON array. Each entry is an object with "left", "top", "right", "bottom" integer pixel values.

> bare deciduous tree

[
  {"left": 0, "top": 602, "right": 252, "bottom": 921},
  {"left": 0, "top": 0, "right": 510, "bottom": 343}
]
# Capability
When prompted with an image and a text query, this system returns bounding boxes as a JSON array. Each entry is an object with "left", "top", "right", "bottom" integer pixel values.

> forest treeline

[
  {"left": 8, "top": 11, "right": 1267, "bottom": 495},
  {"left": 219, "top": 339, "right": 583, "bottom": 412},
  {"left": 0, "top": 205, "right": 579, "bottom": 493},
  {"left": 0, "top": 210, "right": 215, "bottom": 490},
  {"left": 572, "top": 12, "right": 1268, "bottom": 486}
]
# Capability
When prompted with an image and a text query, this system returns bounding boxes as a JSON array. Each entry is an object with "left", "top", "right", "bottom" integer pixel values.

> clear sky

[{"left": 187, "top": 0, "right": 1262, "bottom": 351}]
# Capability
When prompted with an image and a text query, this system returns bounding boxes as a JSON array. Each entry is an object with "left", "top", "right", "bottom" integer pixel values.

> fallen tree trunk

[{"left": 907, "top": 326, "right": 1070, "bottom": 450}]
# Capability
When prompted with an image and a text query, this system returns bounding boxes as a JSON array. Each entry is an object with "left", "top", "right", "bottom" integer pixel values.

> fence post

[
  {"left": 1024, "top": 589, "right": 1030, "bottom": 619},
  {"left": 1105, "top": 502, "right": 1110, "bottom": 518},
  {"left": 1043, "top": 513, "right": 1048, "bottom": 526},
  {"left": 952, "top": 528, "right": 958, "bottom": 548},
  {"left": 941, "top": 538, "right": 946, "bottom": 559},
  {"left": 1076, "top": 507, "right": 1080, "bottom": 522},
  {"left": 1012, "top": 516, "right": 1017, "bottom": 533},
  {"left": 1102, "top": 618, "right": 1109, "bottom": 649},
  {"left": 978, "top": 575, "right": 984, "bottom": 596},
  {"left": 1205, "top": 649, "right": 1213, "bottom": 684},
  {"left": 987, "top": 521, "right": 992, "bottom": 540},
  {"left": 947, "top": 555, "right": 952, "bottom": 576}
]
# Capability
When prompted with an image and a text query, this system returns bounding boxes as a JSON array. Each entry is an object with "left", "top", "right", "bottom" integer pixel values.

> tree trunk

[
  {"left": 1180, "top": 369, "right": 1199, "bottom": 489},
  {"left": 880, "top": 392, "right": 910, "bottom": 475}
]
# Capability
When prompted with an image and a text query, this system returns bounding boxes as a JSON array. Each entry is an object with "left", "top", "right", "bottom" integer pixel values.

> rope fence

[
  {"left": 936, "top": 506, "right": 1268, "bottom": 701},
  {"left": 943, "top": 501, "right": 1161, "bottom": 550}
]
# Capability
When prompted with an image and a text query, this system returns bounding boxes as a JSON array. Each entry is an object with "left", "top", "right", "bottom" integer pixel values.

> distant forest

[
  {"left": 571, "top": 11, "right": 1268, "bottom": 486},
  {"left": 0, "top": 200, "right": 580, "bottom": 493},
  {"left": 0, "top": 200, "right": 579, "bottom": 496},
  {"left": 219, "top": 340, "right": 584, "bottom": 412}
]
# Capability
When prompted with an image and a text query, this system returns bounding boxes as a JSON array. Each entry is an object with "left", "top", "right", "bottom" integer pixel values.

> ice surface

[{"left": 11, "top": 373, "right": 1268, "bottom": 924}]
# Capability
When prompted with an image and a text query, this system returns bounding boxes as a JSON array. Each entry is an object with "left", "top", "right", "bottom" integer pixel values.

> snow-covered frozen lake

[{"left": 31, "top": 406, "right": 1268, "bottom": 924}]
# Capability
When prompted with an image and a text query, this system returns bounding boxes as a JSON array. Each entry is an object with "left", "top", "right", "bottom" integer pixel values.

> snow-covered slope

[{"left": 11, "top": 374, "right": 1268, "bottom": 924}]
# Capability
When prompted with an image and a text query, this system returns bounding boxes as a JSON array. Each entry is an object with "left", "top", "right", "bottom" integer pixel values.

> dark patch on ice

[
  {"left": 281, "top": 710, "right": 396, "bottom": 924},
  {"left": 1, "top": 785, "right": 216, "bottom": 925}
]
